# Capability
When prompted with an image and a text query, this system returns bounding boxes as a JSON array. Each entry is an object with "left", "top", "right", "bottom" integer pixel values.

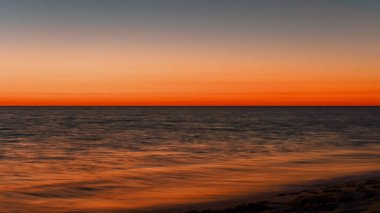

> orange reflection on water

[{"left": 1, "top": 144, "right": 380, "bottom": 212}]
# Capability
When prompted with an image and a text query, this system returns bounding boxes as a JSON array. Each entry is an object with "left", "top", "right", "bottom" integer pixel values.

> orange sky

[
  {"left": 0, "top": 1, "right": 379, "bottom": 106},
  {"left": 1, "top": 37, "right": 379, "bottom": 106}
]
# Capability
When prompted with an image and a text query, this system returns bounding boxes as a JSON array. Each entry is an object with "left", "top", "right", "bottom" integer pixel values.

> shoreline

[
  {"left": 74, "top": 171, "right": 380, "bottom": 213},
  {"left": 178, "top": 171, "right": 380, "bottom": 213}
]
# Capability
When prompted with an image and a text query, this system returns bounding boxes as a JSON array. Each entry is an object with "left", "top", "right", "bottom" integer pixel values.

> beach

[{"left": 187, "top": 174, "right": 380, "bottom": 213}]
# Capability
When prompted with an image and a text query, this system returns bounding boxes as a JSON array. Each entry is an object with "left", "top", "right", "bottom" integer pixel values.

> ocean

[{"left": 1, "top": 107, "right": 379, "bottom": 212}]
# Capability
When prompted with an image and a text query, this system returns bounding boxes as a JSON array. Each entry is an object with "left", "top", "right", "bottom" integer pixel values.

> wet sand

[{"left": 186, "top": 174, "right": 380, "bottom": 213}]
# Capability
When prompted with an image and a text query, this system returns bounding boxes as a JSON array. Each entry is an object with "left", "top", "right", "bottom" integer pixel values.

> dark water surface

[{"left": 0, "top": 107, "right": 379, "bottom": 212}]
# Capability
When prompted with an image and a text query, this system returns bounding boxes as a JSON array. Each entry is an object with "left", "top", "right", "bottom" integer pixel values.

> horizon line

[{"left": 0, "top": 105, "right": 379, "bottom": 107}]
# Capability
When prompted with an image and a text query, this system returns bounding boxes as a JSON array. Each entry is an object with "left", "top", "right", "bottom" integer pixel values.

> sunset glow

[{"left": 0, "top": 0, "right": 379, "bottom": 105}]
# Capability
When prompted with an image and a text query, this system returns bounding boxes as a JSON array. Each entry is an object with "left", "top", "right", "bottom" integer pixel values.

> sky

[{"left": 0, "top": 0, "right": 379, "bottom": 106}]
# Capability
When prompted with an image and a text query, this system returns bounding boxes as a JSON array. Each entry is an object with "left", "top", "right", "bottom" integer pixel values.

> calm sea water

[{"left": 0, "top": 107, "right": 379, "bottom": 212}]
